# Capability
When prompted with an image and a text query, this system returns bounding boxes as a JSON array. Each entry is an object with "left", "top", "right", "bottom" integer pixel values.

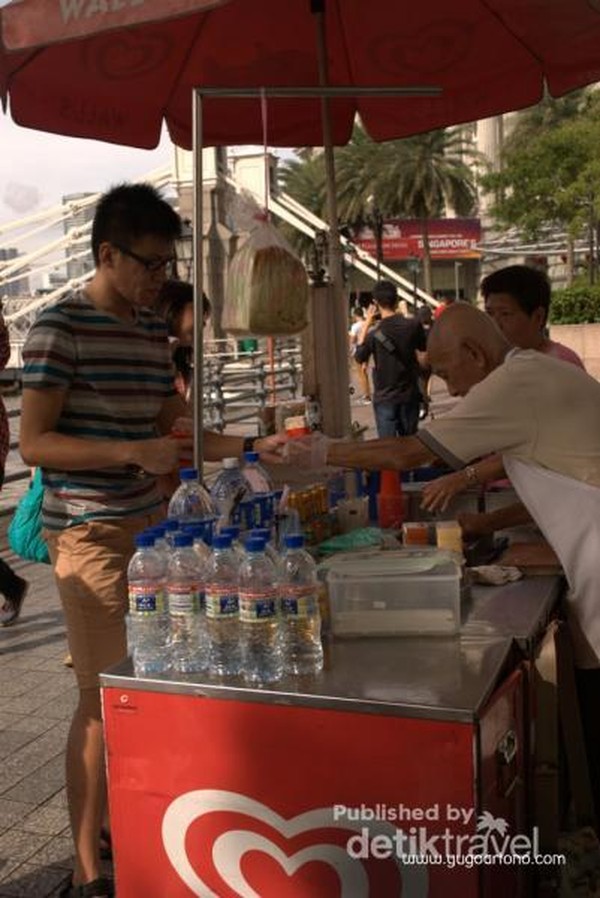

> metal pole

[
  {"left": 192, "top": 89, "right": 204, "bottom": 475},
  {"left": 314, "top": 0, "right": 351, "bottom": 437},
  {"left": 454, "top": 261, "right": 461, "bottom": 301}
]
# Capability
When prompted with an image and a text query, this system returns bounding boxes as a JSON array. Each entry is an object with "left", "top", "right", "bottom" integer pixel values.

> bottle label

[
  {"left": 281, "top": 586, "right": 318, "bottom": 619},
  {"left": 205, "top": 587, "right": 239, "bottom": 618},
  {"left": 167, "top": 584, "right": 202, "bottom": 615},
  {"left": 129, "top": 585, "right": 165, "bottom": 615},
  {"left": 239, "top": 589, "right": 278, "bottom": 623}
]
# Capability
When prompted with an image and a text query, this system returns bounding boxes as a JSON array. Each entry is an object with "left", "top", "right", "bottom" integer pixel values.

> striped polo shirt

[{"left": 22, "top": 290, "right": 177, "bottom": 530}]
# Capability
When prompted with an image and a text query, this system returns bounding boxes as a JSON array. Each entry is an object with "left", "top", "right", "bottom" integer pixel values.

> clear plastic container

[
  {"left": 279, "top": 534, "right": 323, "bottom": 675},
  {"left": 167, "top": 467, "right": 215, "bottom": 523},
  {"left": 210, "top": 458, "right": 252, "bottom": 526},
  {"left": 325, "top": 548, "right": 462, "bottom": 637},
  {"left": 239, "top": 536, "right": 282, "bottom": 684},
  {"left": 167, "top": 533, "right": 207, "bottom": 673},
  {"left": 241, "top": 451, "right": 273, "bottom": 493},
  {"left": 204, "top": 533, "right": 242, "bottom": 676},
  {"left": 126, "top": 533, "right": 170, "bottom": 676}
]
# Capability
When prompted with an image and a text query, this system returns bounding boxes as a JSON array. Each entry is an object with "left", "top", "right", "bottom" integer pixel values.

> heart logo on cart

[{"left": 162, "top": 790, "right": 429, "bottom": 897}]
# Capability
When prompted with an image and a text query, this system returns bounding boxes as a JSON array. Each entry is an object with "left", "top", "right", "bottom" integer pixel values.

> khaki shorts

[{"left": 46, "top": 514, "right": 162, "bottom": 691}]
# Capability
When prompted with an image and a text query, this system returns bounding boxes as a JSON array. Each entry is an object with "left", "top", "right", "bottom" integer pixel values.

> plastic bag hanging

[
  {"left": 223, "top": 90, "right": 309, "bottom": 336},
  {"left": 224, "top": 220, "right": 309, "bottom": 335}
]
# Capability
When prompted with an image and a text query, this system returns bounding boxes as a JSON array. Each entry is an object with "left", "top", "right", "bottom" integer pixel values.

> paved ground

[
  {"left": 0, "top": 379, "right": 455, "bottom": 896},
  {"left": 0, "top": 530, "right": 76, "bottom": 898}
]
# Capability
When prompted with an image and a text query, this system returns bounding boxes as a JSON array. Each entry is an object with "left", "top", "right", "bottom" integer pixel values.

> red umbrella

[{"left": 2, "top": 0, "right": 600, "bottom": 150}]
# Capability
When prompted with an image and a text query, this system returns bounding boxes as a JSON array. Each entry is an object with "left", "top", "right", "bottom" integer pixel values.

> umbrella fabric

[{"left": 2, "top": 0, "right": 600, "bottom": 149}]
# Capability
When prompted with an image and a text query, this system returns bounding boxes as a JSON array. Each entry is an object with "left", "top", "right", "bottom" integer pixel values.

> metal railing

[{"left": 201, "top": 339, "right": 301, "bottom": 432}]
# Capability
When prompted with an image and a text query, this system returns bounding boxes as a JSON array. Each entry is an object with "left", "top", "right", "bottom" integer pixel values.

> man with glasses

[{"left": 19, "top": 183, "right": 283, "bottom": 898}]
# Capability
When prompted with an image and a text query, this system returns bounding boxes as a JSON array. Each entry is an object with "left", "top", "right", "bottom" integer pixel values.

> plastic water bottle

[
  {"left": 219, "top": 525, "right": 245, "bottom": 564},
  {"left": 167, "top": 533, "right": 207, "bottom": 673},
  {"left": 251, "top": 528, "right": 279, "bottom": 566},
  {"left": 241, "top": 452, "right": 275, "bottom": 528},
  {"left": 181, "top": 523, "right": 212, "bottom": 564},
  {"left": 163, "top": 518, "right": 180, "bottom": 547},
  {"left": 239, "top": 537, "right": 282, "bottom": 684},
  {"left": 279, "top": 534, "right": 323, "bottom": 675},
  {"left": 126, "top": 534, "right": 170, "bottom": 677},
  {"left": 210, "top": 458, "right": 252, "bottom": 526},
  {"left": 241, "top": 451, "right": 273, "bottom": 492},
  {"left": 168, "top": 467, "right": 215, "bottom": 523},
  {"left": 205, "top": 533, "right": 242, "bottom": 677},
  {"left": 150, "top": 524, "right": 169, "bottom": 558}
]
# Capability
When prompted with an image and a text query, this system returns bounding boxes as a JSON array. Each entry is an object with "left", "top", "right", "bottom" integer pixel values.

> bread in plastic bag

[{"left": 224, "top": 219, "right": 309, "bottom": 335}]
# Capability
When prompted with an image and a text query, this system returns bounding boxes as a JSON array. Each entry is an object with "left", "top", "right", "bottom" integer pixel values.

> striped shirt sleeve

[{"left": 22, "top": 307, "right": 76, "bottom": 388}]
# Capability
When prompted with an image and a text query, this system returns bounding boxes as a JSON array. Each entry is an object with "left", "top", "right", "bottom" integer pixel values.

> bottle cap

[
  {"left": 181, "top": 524, "right": 205, "bottom": 539},
  {"left": 212, "top": 534, "right": 233, "bottom": 550},
  {"left": 284, "top": 415, "right": 310, "bottom": 438},
  {"left": 135, "top": 533, "right": 155, "bottom": 548},
  {"left": 244, "top": 451, "right": 259, "bottom": 463},
  {"left": 173, "top": 534, "right": 194, "bottom": 548},
  {"left": 223, "top": 457, "right": 240, "bottom": 469},
  {"left": 245, "top": 537, "right": 267, "bottom": 553},
  {"left": 220, "top": 525, "right": 240, "bottom": 539},
  {"left": 180, "top": 467, "right": 199, "bottom": 480},
  {"left": 251, "top": 528, "right": 271, "bottom": 540},
  {"left": 284, "top": 534, "right": 304, "bottom": 549},
  {"left": 164, "top": 519, "right": 179, "bottom": 531}
]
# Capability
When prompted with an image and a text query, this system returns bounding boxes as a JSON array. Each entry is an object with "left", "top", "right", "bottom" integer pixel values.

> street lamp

[
  {"left": 175, "top": 217, "right": 194, "bottom": 281},
  {"left": 407, "top": 256, "right": 421, "bottom": 311},
  {"left": 454, "top": 261, "right": 462, "bottom": 301},
  {"left": 366, "top": 196, "right": 384, "bottom": 281}
]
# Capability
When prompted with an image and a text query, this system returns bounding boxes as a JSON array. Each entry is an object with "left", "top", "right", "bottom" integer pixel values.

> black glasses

[{"left": 114, "top": 243, "right": 176, "bottom": 274}]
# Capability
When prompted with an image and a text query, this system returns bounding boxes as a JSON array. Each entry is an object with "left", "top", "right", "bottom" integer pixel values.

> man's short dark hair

[
  {"left": 372, "top": 280, "right": 398, "bottom": 310},
  {"left": 480, "top": 265, "right": 551, "bottom": 323},
  {"left": 91, "top": 183, "right": 182, "bottom": 264}
]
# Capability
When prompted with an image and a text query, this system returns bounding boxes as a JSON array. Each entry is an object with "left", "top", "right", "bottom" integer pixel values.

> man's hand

[
  {"left": 131, "top": 436, "right": 187, "bottom": 475},
  {"left": 421, "top": 470, "right": 468, "bottom": 513},
  {"left": 283, "top": 433, "right": 331, "bottom": 469},
  {"left": 254, "top": 432, "right": 287, "bottom": 464},
  {"left": 457, "top": 511, "right": 494, "bottom": 540}
]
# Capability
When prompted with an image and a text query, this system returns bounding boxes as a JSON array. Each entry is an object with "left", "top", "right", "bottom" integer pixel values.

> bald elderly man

[{"left": 286, "top": 301, "right": 600, "bottom": 822}]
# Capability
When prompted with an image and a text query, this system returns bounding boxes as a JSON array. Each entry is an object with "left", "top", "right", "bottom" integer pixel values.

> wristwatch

[
  {"left": 464, "top": 465, "right": 479, "bottom": 486},
  {"left": 242, "top": 436, "right": 257, "bottom": 454}
]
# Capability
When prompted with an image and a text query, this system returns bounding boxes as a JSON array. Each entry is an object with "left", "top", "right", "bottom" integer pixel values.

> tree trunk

[{"left": 422, "top": 217, "right": 433, "bottom": 294}]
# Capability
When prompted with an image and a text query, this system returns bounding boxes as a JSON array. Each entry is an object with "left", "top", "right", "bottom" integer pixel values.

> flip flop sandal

[{"left": 59, "top": 876, "right": 114, "bottom": 898}]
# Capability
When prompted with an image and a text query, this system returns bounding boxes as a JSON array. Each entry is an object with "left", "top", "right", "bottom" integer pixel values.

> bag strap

[{"left": 372, "top": 326, "right": 398, "bottom": 356}]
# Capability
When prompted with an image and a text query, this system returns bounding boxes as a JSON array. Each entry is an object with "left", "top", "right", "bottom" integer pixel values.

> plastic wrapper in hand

[
  {"left": 282, "top": 433, "right": 331, "bottom": 469},
  {"left": 224, "top": 220, "right": 309, "bottom": 336}
]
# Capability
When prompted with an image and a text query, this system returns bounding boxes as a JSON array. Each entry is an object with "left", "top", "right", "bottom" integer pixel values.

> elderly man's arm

[{"left": 327, "top": 435, "right": 437, "bottom": 471}]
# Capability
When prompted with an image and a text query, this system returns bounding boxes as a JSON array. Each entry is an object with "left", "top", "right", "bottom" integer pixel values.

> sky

[{"left": 0, "top": 115, "right": 173, "bottom": 228}]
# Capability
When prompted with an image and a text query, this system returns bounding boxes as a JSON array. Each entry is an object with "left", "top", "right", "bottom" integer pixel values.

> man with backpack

[{"left": 355, "top": 280, "right": 427, "bottom": 437}]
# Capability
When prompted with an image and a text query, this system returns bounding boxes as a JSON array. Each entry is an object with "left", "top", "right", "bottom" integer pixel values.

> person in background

[
  {"left": 355, "top": 280, "right": 426, "bottom": 437},
  {"left": 482, "top": 264, "right": 584, "bottom": 368},
  {"left": 348, "top": 306, "right": 371, "bottom": 403},
  {"left": 420, "top": 265, "right": 586, "bottom": 521},
  {"left": 155, "top": 278, "right": 211, "bottom": 401},
  {"left": 0, "top": 302, "right": 28, "bottom": 626},
  {"left": 19, "top": 184, "right": 284, "bottom": 898},
  {"left": 433, "top": 294, "right": 456, "bottom": 319},
  {"left": 285, "top": 302, "right": 600, "bottom": 827}
]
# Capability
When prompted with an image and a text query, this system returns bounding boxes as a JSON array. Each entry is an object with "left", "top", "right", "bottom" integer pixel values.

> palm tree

[
  {"left": 373, "top": 128, "right": 477, "bottom": 292},
  {"left": 281, "top": 124, "right": 477, "bottom": 292}
]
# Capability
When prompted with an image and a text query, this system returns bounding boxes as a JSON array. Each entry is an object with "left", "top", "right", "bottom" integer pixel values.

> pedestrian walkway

[{"left": 0, "top": 523, "right": 74, "bottom": 897}]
